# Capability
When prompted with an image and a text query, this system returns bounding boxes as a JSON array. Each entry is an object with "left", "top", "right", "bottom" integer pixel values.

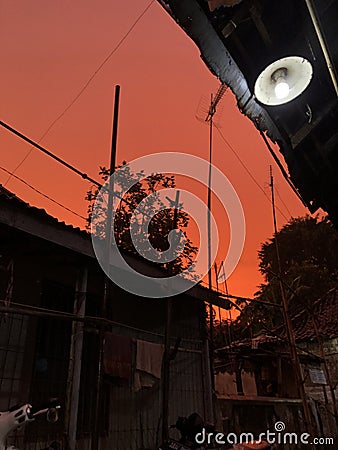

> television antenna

[
  {"left": 196, "top": 82, "right": 228, "bottom": 293},
  {"left": 196, "top": 82, "right": 228, "bottom": 401}
]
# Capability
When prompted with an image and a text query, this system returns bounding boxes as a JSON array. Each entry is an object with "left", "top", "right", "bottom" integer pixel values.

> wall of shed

[{"left": 0, "top": 228, "right": 211, "bottom": 450}]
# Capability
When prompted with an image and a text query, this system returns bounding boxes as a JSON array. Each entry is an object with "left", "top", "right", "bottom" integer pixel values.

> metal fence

[{"left": 0, "top": 302, "right": 212, "bottom": 450}]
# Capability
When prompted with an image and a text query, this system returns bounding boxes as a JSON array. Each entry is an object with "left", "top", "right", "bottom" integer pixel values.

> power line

[
  {"left": 0, "top": 165, "right": 87, "bottom": 221},
  {"left": 0, "top": 119, "right": 102, "bottom": 188},
  {"left": 257, "top": 129, "right": 306, "bottom": 206},
  {"left": 4, "top": 0, "right": 156, "bottom": 185},
  {"left": 0, "top": 120, "right": 158, "bottom": 221},
  {"left": 275, "top": 185, "right": 293, "bottom": 218},
  {"left": 214, "top": 124, "right": 289, "bottom": 221}
]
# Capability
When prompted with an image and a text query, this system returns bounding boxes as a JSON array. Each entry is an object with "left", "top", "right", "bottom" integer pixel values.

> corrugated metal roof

[
  {"left": 0, "top": 184, "right": 88, "bottom": 237},
  {"left": 0, "top": 185, "right": 231, "bottom": 305},
  {"left": 215, "top": 333, "right": 282, "bottom": 354}
]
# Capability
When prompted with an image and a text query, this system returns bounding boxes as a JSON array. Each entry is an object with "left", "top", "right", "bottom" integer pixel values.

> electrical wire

[
  {"left": 4, "top": 0, "right": 156, "bottom": 185},
  {"left": 0, "top": 119, "right": 102, "bottom": 187},
  {"left": 0, "top": 165, "right": 87, "bottom": 221},
  {"left": 275, "top": 185, "right": 293, "bottom": 218},
  {"left": 257, "top": 128, "right": 307, "bottom": 206},
  {"left": 0, "top": 120, "right": 165, "bottom": 221},
  {"left": 214, "top": 124, "right": 289, "bottom": 222}
]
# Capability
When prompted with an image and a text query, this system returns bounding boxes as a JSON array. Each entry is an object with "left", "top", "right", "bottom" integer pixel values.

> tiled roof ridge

[
  {"left": 216, "top": 287, "right": 338, "bottom": 352},
  {"left": 290, "top": 286, "right": 338, "bottom": 323}
]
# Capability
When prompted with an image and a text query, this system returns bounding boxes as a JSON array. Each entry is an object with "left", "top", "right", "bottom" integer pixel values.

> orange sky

[{"left": 0, "top": 1, "right": 308, "bottom": 298}]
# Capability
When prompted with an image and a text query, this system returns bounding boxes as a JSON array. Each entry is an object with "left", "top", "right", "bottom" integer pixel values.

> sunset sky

[{"left": 0, "top": 0, "right": 309, "bottom": 298}]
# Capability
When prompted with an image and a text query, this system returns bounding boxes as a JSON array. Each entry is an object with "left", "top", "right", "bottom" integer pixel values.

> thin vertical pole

[
  {"left": 214, "top": 263, "right": 222, "bottom": 324},
  {"left": 223, "top": 263, "right": 232, "bottom": 344},
  {"left": 207, "top": 95, "right": 216, "bottom": 407},
  {"left": 215, "top": 263, "right": 226, "bottom": 346},
  {"left": 304, "top": 0, "right": 338, "bottom": 96},
  {"left": 67, "top": 267, "right": 88, "bottom": 450},
  {"left": 269, "top": 166, "right": 315, "bottom": 444},
  {"left": 105, "top": 84, "right": 121, "bottom": 264},
  {"left": 214, "top": 262, "right": 219, "bottom": 293},
  {"left": 208, "top": 106, "right": 213, "bottom": 293},
  {"left": 92, "top": 85, "right": 120, "bottom": 450},
  {"left": 162, "top": 190, "right": 180, "bottom": 447}
]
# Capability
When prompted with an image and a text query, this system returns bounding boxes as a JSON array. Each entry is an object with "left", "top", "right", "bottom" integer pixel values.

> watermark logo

[
  {"left": 195, "top": 421, "right": 335, "bottom": 447},
  {"left": 274, "top": 421, "right": 286, "bottom": 432},
  {"left": 91, "top": 152, "right": 245, "bottom": 298}
]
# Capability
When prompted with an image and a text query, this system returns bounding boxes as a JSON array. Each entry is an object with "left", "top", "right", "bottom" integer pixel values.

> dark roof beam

[
  {"left": 249, "top": 2, "right": 272, "bottom": 48},
  {"left": 290, "top": 99, "right": 337, "bottom": 148}
]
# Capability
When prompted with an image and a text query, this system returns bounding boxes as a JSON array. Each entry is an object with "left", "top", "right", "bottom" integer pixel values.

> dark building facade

[{"left": 0, "top": 186, "right": 222, "bottom": 450}]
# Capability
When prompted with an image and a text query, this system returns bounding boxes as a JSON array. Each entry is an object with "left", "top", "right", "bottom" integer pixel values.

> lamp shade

[{"left": 254, "top": 56, "right": 313, "bottom": 106}]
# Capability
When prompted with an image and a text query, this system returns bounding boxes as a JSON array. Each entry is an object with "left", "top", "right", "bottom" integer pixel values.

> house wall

[
  {"left": 321, "top": 338, "right": 338, "bottom": 388},
  {"left": 0, "top": 227, "right": 211, "bottom": 450},
  {"left": 215, "top": 345, "right": 338, "bottom": 446},
  {"left": 299, "top": 339, "right": 338, "bottom": 442},
  {"left": 77, "top": 293, "right": 210, "bottom": 450},
  {"left": 301, "top": 338, "right": 338, "bottom": 387},
  {"left": 215, "top": 355, "right": 298, "bottom": 400},
  {"left": 96, "top": 332, "right": 207, "bottom": 450},
  {"left": 1, "top": 236, "right": 80, "bottom": 449}
]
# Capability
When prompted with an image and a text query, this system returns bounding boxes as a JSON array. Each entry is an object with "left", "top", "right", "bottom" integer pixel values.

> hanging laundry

[{"left": 134, "top": 339, "right": 164, "bottom": 391}]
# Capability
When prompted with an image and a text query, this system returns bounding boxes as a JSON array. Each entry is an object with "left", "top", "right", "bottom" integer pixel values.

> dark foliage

[
  {"left": 86, "top": 162, "right": 198, "bottom": 276},
  {"left": 232, "top": 215, "right": 338, "bottom": 339}
]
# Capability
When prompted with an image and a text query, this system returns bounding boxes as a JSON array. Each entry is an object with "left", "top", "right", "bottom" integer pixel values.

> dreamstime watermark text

[{"left": 195, "top": 421, "right": 335, "bottom": 447}]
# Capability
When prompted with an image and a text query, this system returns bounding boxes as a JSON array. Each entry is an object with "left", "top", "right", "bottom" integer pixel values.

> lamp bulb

[{"left": 275, "top": 80, "right": 290, "bottom": 99}]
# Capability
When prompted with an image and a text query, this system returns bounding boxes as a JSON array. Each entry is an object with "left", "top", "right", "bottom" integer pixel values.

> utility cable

[
  {"left": 275, "top": 185, "right": 293, "bottom": 218},
  {"left": 257, "top": 128, "right": 307, "bottom": 206},
  {"left": 214, "top": 124, "right": 289, "bottom": 221},
  {"left": 4, "top": 0, "right": 156, "bottom": 185},
  {"left": 0, "top": 165, "right": 87, "bottom": 221},
  {"left": 0, "top": 120, "right": 181, "bottom": 221},
  {"left": 0, "top": 119, "right": 102, "bottom": 188}
]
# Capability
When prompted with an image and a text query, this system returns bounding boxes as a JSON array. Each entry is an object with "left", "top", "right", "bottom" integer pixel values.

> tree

[
  {"left": 86, "top": 162, "right": 198, "bottom": 276},
  {"left": 233, "top": 215, "right": 338, "bottom": 338}
]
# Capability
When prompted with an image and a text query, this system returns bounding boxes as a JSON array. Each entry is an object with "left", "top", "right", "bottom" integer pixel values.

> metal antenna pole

[
  {"left": 218, "top": 260, "right": 230, "bottom": 297},
  {"left": 219, "top": 261, "right": 232, "bottom": 343},
  {"left": 215, "top": 262, "right": 227, "bottom": 346},
  {"left": 269, "top": 166, "right": 315, "bottom": 444},
  {"left": 162, "top": 190, "right": 180, "bottom": 447},
  {"left": 207, "top": 94, "right": 215, "bottom": 386},
  {"left": 204, "top": 85, "right": 227, "bottom": 416},
  {"left": 214, "top": 262, "right": 220, "bottom": 294},
  {"left": 92, "top": 85, "right": 120, "bottom": 450}
]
